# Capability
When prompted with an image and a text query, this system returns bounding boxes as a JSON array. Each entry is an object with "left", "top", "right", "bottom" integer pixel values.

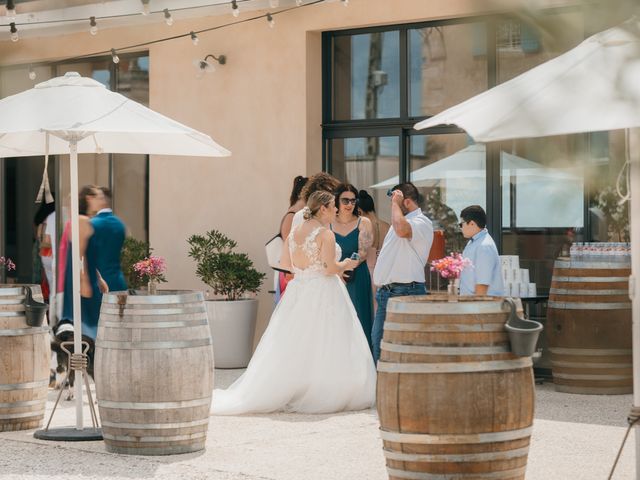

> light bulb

[
  {"left": 269, "top": 0, "right": 279, "bottom": 8},
  {"left": 28, "top": 67, "right": 36, "bottom": 81},
  {"left": 111, "top": 48, "right": 120, "bottom": 64},
  {"left": 6, "top": 0, "right": 16, "bottom": 21},
  {"left": 9, "top": 22, "right": 18, "bottom": 42},
  {"left": 267, "top": 13, "right": 275, "bottom": 28},
  {"left": 163, "top": 8, "right": 173, "bottom": 26},
  {"left": 231, "top": 0, "right": 239, "bottom": 17},
  {"left": 89, "top": 16, "right": 98, "bottom": 35},
  {"left": 341, "top": 0, "right": 349, "bottom": 5},
  {"left": 296, "top": 0, "right": 303, "bottom": 5},
  {"left": 141, "top": 0, "right": 150, "bottom": 15},
  {"left": 190, "top": 31, "right": 199, "bottom": 46}
]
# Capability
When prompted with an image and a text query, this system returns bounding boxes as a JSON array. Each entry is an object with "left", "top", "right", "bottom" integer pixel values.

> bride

[{"left": 211, "top": 191, "right": 376, "bottom": 415}]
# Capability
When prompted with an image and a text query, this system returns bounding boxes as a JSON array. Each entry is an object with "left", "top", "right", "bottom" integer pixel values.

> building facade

[{"left": 0, "top": 0, "right": 634, "bottom": 342}]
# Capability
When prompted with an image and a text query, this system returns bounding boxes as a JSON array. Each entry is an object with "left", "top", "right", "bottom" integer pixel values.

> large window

[{"left": 322, "top": 8, "right": 631, "bottom": 293}]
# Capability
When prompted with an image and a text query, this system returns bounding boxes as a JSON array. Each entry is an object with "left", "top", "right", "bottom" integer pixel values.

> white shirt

[
  {"left": 44, "top": 211, "right": 56, "bottom": 258},
  {"left": 373, "top": 208, "right": 434, "bottom": 287}
]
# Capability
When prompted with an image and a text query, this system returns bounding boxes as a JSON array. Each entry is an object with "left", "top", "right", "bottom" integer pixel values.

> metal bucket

[{"left": 504, "top": 298, "right": 543, "bottom": 357}]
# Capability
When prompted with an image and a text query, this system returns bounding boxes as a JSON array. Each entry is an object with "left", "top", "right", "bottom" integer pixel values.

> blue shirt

[{"left": 459, "top": 229, "right": 504, "bottom": 296}]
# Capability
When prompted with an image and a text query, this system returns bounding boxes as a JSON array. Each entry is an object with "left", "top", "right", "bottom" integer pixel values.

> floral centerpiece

[
  {"left": 430, "top": 253, "right": 472, "bottom": 300},
  {"left": 133, "top": 256, "right": 167, "bottom": 294},
  {"left": 0, "top": 256, "right": 16, "bottom": 273}
]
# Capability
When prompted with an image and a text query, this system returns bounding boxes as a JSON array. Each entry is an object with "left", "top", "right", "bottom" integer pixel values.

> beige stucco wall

[{"left": 0, "top": 0, "right": 578, "bottom": 343}]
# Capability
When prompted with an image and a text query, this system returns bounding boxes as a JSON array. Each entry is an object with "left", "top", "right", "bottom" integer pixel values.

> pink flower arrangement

[
  {"left": 0, "top": 256, "right": 16, "bottom": 272},
  {"left": 133, "top": 256, "right": 167, "bottom": 284},
  {"left": 430, "top": 252, "right": 472, "bottom": 279}
]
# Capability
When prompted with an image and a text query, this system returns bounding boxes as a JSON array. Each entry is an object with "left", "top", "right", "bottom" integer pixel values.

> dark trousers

[{"left": 372, "top": 282, "right": 427, "bottom": 363}]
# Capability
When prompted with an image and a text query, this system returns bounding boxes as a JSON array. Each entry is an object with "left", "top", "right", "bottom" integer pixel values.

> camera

[{"left": 350, "top": 252, "right": 360, "bottom": 261}]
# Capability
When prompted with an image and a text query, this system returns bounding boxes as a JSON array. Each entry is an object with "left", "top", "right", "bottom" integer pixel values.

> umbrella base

[{"left": 33, "top": 427, "right": 103, "bottom": 442}]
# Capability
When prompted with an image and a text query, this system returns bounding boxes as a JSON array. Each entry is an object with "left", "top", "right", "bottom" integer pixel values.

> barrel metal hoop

[
  {"left": 380, "top": 426, "right": 532, "bottom": 445},
  {"left": 547, "top": 301, "right": 631, "bottom": 310},
  {"left": 383, "top": 446, "right": 530, "bottom": 463},
  {"left": 100, "top": 307, "right": 206, "bottom": 316},
  {"left": 387, "top": 300, "right": 514, "bottom": 316},
  {"left": 381, "top": 342, "right": 509, "bottom": 355},
  {"left": 384, "top": 322, "right": 505, "bottom": 333},
  {"left": 0, "top": 326, "right": 50, "bottom": 336},
  {"left": 102, "top": 431, "right": 207, "bottom": 443},
  {"left": 96, "top": 338, "right": 212, "bottom": 350},
  {"left": 0, "top": 379, "right": 49, "bottom": 391},
  {"left": 99, "top": 312, "right": 208, "bottom": 323},
  {"left": 101, "top": 417, "right": 210, "bottom": 430},
  {"left": 552, "top": 276, "right": 629, "bottom": 283},
  {"left": 554, "top": 260, "right": 630, "bottom": 269},
  {"left": 549, "top": 288, "right": 629, "bottom": 296},
  {"left": 98, "top": 397, "right": 211, "bottom": 410},
  {"left": 0, "top": 409, "right": 44, "bottom": 420},
  {"left": 377, "top": 358, "right": 531, "bottom": 374},
  {"left": 553, "top": 373, "right": 633, "bottom": 380},
  {"left": 385, "top": 466, "right": 527, "bottom": 480},
  {"left": 552, "top": 361, "right": 632, "bottom": 369},
  {"left": 102, "top": 291, "right": 205, "bottom": 305},
  {"left": 550, "top": 347, "right": 632, "bottom": 356},
  {"left": 0, "top": 312, "right": 23, "bottom": 317},
  {"left": 0, "top": 399, "right": 45, "bottom": 408},
  {"left": 100, "top": 319, "right": 209, "bottom": 329}
]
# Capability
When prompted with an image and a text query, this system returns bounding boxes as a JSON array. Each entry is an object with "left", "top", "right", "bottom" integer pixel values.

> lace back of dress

[{"left": 289, "top": 226, "right": 324, "bottom": 273}]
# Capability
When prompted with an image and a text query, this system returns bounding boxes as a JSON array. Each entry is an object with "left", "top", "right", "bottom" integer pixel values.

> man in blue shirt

[{"left": 458, "top": 205, "right": 504, "bottom": 296}]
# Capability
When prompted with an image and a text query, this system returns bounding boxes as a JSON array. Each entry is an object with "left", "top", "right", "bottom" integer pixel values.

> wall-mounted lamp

[{"left": 194, "top": 54, "right": 227, "bottom": 75}]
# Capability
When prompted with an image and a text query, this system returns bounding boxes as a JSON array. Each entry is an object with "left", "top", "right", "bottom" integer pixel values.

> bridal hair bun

[
  {"left": 306, "top": 191, "right": 335, "bottom": 219},
  {"left": 302, "top": 206, "right": 312, "bottom": 220}
]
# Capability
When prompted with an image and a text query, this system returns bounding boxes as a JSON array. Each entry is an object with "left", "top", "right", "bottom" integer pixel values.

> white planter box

[{"left": 205, "top": 298, "right": 258, "bottom": 369}]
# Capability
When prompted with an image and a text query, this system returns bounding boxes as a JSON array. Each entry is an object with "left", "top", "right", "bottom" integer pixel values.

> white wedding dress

[{"left": 211, "top": 226, "right": 376, "bottom": 415}]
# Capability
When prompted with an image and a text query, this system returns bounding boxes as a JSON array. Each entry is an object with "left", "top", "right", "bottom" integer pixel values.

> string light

[
  {"left": 269, "top": 0, "right": 280, "bottom": 8},
  {"left": 28, "top": 65, "right": 36, "bottom": 81},
  {"left": 89, "top": 16, "right": 98, "bottom": 35},
  {"left": 9, "top": 22, "right": 18, "bottom": 42},
  {"left": 266, "top": 12, "right": 275, "bottom": 28},
  {"left": 190, "top": 31, "right": 199, "bottom": 45},
  {"left": 296, "top": 0, "right": 303, "bottom": 5},
  {"left": 341, "top": 0, "right": 349, "bottom": 5},
  {"left": 163, "top": 8, "right": 174, "bottom": 26},
  {"left": 231, "top": 0, "right": 240, "bottom": 18},
  {"left": 140, "top": 0, "right": 151, "bottom": 16},
  {"left": 5, "top": 0, "right": 16, "bottom": 21},
  {"left": 5, "top": 0, "right": 327, "bottom": 71}
]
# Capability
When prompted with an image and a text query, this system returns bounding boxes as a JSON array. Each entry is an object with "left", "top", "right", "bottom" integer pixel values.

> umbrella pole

[
  {"left": 630, "top": 129, "right": 640, "bottom": 479},
  {"left": 68, "top": 140, "right": 84, "bottom": 430},
  {"left": 34, "top": 139, "right": 102, "bottom": 442}
]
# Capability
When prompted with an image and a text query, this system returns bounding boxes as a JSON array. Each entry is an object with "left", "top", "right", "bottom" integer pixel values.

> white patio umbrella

[
  {"left": 369, "top": 144, "right": 578, "bottom": 189},
  {"left": 0, "top": 72, "right": 230, "bottom": 435},
  {"left": 414, "top": 17, "right": 640, "bottom": 476}
]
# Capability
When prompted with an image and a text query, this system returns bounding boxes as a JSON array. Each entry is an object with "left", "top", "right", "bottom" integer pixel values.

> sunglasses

[{"left": 340, "top": 198, "right": 357, "bottom": 206}]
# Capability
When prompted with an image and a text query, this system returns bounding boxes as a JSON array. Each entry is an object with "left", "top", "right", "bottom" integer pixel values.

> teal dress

[{"left": 332, "top": 219, "right": 373, "bottom": 353}]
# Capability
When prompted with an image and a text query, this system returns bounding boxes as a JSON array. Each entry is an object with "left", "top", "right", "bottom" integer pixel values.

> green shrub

[{"left": 187, "top": 230, "right": 266, "bottom": 301}]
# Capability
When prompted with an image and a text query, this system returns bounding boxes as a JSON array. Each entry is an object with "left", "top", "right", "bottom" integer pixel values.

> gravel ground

[{"left": 0, "top": 371, "right": 636, "bottom": 480}]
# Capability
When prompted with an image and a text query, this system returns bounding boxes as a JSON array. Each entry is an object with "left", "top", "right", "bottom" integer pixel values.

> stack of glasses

[{"left": 569, "top": 242, "right": 630, "bottom": 263}]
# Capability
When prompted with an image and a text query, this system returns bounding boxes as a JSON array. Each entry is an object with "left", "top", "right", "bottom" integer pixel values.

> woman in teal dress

[{"left": 331, "top": 184, "right": 374, "bottom": 353}]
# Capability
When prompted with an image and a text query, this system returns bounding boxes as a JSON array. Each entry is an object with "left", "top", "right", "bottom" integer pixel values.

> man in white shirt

[{"left": 372, "top": 183, "right": 433, "bottom": 362}]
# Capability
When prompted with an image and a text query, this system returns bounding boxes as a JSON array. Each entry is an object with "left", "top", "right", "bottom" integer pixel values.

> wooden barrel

[
  {"left": 377, "top": 295, "right": 534, "bottom": 480},
  {"left": 0, "top": 285, "right": 50, "bottom": 432},
  {"left": 547, "top": 259, "right": 632, "bottom": 394},
  {"left": 95, "top": 290, "right": 214, "bottom": 455}
]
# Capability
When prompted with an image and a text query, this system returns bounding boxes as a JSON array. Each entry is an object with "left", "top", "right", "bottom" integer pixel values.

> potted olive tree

[{"left": 187, "top": 230, "right": 266, "bottom": 368}]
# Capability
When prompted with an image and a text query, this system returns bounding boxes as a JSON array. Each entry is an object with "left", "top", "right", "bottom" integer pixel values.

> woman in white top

[{"left": 212, "top": 191, "right": 376, "bottom": 415}]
